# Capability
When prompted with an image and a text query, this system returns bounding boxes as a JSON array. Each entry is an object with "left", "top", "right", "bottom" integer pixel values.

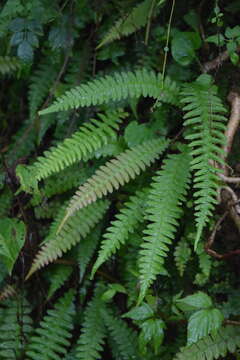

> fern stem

[{"left": 144, "top": 0, "right": 157, "bottom": 45}]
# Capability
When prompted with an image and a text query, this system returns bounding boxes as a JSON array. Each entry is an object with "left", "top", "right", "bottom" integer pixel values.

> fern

[
  {"left": 0, "top": 296, "right": 33, "bottom": 359},
  {"left": 46, "top": 264, "right": 73, "bottom": 300},
  {"left": 30, "top": 164, "right": 91, "bottom": 206},
  {"left": 76, "top": 223, "right": 102, "bottom": 281},
  {"left": 63, "top": 138, "right": 168, "bottom": 226},
  {"left": 26, "top": 200, "right": 109, "bottom": 278},
  {"left": 75, "top": 285, "right": 106, "bottom": 360},
  {"left": 92, "top": 189, "right": 148, "bottom": 277},
  {"left": 0, "top": 56, "right": 21, "bottom": 75},
  {"left": 17, "top": 110, "right": 127, "bottom": 192},
  {"left": 139, "top": 151, "right": 191, "bottom": 302},
  {"left": 39, "top": 69, "right": 180, "bottom": 115},
  {"left": 0, "top": 284, "right": 16, "bottom": 301},
  {"left": 26, "top": 290, "right": 75, "bottom": 360},
  {"left": 28, "top": 61, "right": 58, "bottom": 120},
  {"left": 102, "top": 308, "right": 139, "bottom": 360},
  {"left": 97, "top": 0, "right": 158, "bottom": 48},
  {"left": 174, "top": 238, "right": 192, "bottom": 277},
  {"left": 181, "top": 75, "right": 227, "bottom": 248},
  {"left": 174, "top": 325, "right": 240, "bottom": 360}
]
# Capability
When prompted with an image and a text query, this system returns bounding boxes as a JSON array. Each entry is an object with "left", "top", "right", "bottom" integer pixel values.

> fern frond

[
  {"left": 47, "top": 264, "right": 73, "bottom": 300},
  {"left": 0, "top": 296, "right": 33, "bottom": 359},
  {"left": 77, "top": 223, "right": 102, "bottom": 281},
  {"left": 76, "top": 285, "right": 106, "bottom": 360},
  {"left": 174, "top": 325, "right": 240, "bottom": 360},
  {"left": 97, "top": 0, "right": 158, "bottom": 48},
  {"left": 17, "top": 110, "right": 126, "bottom": 192},
  {"left": 39, "top": 69, "right": 180, "bottom": 115},
  {"left": 26, "top": 290, "right": 75, "bottom": 360},
  {"left": 102, "top": 308, "right": 139, "bottom": 360},
  {"left": 139, "top": 151, "right": 191, "bottom": 302},
  {"left": 28, "top": 61, "right": 58, "bottom": 120},
  {"left": 30, "top": 164, "right": 91, "bottom": 206},
  {"left": 181, "top": 75, "right": 227, "bottom": 248},
  {"left": 92, "top": 189, "right": 149, "bottom": 277},
  {"left": 63, "top": 138, "right": 168, "bottom": 225},
  {"left": 0, "top": 56, "right": 21, "bottom": 75},
  {"left": 26, "top": 200, "right": 109, "bottom": 278},
  {"left": 174, "top": 238, "right": 192, "bottom": 277},
  {"left": 0, "top": 284, "right": 16, "bottom": 301}
]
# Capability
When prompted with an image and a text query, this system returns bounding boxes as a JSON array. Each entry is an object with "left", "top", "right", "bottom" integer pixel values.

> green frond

[
  {"left": 102, "top": 308, "right": 139, "bottom": 360},
  {"left": 174, "top": 238, "right": 192, "bottom": 277},
  {"left": 26, "top": 200, "right": 109, "bottom": 278},
  {"left": 64, "top": 138, "right": 168, "bottom": 224},
  {"left": 0, "top": 296, "right": 33, "bottom": 359},
  {"left": 139, "top": 151, "right": 191, "bottom": 302},
  {"left": 17, "top": 110, "right": 126, "bottom": 192},
  {"left": 97, "top": 0, "right": 158, "bottom": 48},
  {"left": 174, "top": 325, "right": 240, "bottom": 360},
  {"left": 39, "top": 69, "right": 180, "bottom": 115},
  {"left": 34, "top": 199, "right": 62, "bottom": 220},
  {"left": 47, "top": 264, "right": 73, "bottom": 300},
  {"left": 181, "top": 74, "right": 227, "bottom": 248},
  {"left": 0, "top": 56, "right": 22, "bottom": 75},
  {"left": 76, "top": 223, "right": 102, "bottom": 281},
  {"left": 26, "top": 290, "right": 75, "bottom": 360},
  {"left": 92, "top": 189, "right": 149, "bottom": 278},
  {"left": 76, "top": 285, "right": 106, "bottom": 360},
  {"left": 28, "top": 61, "right": 58, "bottom": 120},
  {"left": 30, "top": 164, "right": 91, "bottom": 206}
]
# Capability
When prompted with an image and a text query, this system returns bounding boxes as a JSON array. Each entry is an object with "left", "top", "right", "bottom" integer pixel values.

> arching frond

[
  {"left": 91, "top": 189, "right": 149, "bottom": 277},
  {"left": 139, "top": 151, "right": 191, "bottom": 302},
  {"left": 46, "top": 264, "right": 73, "bottom": 300},
  {"left": 17, "top": 110, "right": 127, "bottom": 192},
  {"left": 174, "top": 238, "right": 192, "bottom": 277},
  {"left": 0, "top": 296, "right": 33, "bottom": 359},
  {"left": 28, "top": 61, "right": 58, "bottom": 120},
  {"left": 102, "top": 308, "right": 139, "bottom": 360},
  {"left": 76, "top": 285, "right": 106, "bottom": 360},
  {"left": 0, "top": 56, "right": 22, "bottom": 75},
  {"left": 30, "top": 164, "right": 91, "bottom": 206},
  {"left": 26, "top": 200, "right": 109, "bottom": 278},
  {"left": 63, "top": 138, "right": 168, "bottom": 225},
  {"left": 39, "top": 69, "right": 180, "bottom": 115},
  {"left": 76, "top": 223, "right": 102, "bottom": 281},
  {"left": 26, "top": 290, "right": 75, "bottom": 360},
  {"left": 97, "top": 0, "right": 159, "bottom": 48},
  {"left": 181, "top": 74, "right": 227, "bottom": 248},
  {"left": 174, "top": 325, "right": 240, "bottom": 360}
]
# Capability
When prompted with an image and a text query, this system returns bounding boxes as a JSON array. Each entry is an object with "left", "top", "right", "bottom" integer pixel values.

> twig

[
  {"left": 205, "top": 211, "right": 240, "bottom": 259},
  {"left": 203, "top": 46, "right": 240, "bottom": 73},
  {"left": 219, "top": 173, "right": 240, "bottom": 183},
  {"left": 223, "top": 92, "right": 240, "bottom": 171},
  {"left": 144, "top": 0, "right": 156, "bottom": 45},
  {"left": 224, "top": 319, "right": 240, "bottom": 326}
]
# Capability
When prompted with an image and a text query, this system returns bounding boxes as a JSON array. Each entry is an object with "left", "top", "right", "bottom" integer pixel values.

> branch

[
  {"left": 203, "top": 46, "right": 240, "bottom": 73},
  {"left": 223, "top": 92, "right": 240, "bottom": 169},
  {"left": 205, "top": 211, "right": 240, "bottom": 259}
]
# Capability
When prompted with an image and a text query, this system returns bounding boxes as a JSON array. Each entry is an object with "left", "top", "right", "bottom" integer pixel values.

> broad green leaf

[
  {"left": 123, "top": 303, "right": 154, "bottom": 321},
  {"left": 187, "top": 308, "right": 224, "bottom": 345},
  {"left": 101, "top": 283, "right": 126, "bottom": 302},
  {"left": 225, "top": 26, "right": 240, "bottom": 39},
  {"left": 206, "top": 34, "right": 225, "bottom": 46},
  {"left": 0, "top": 218, "right": 26, "bottom": 273},
  {"left": 139, "top": 318, "right": 165, "bottom": 354},
  {"left": 177, "top": 291, "right": 212, "bottom": 311},
  {"left": 171, "top": 32, "right": 201, "bottom": 66}
]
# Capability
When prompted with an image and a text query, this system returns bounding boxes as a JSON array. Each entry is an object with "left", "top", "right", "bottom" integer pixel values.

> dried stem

[{"left": 203, "top": 46, "right": 240, "bottom": 73}]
